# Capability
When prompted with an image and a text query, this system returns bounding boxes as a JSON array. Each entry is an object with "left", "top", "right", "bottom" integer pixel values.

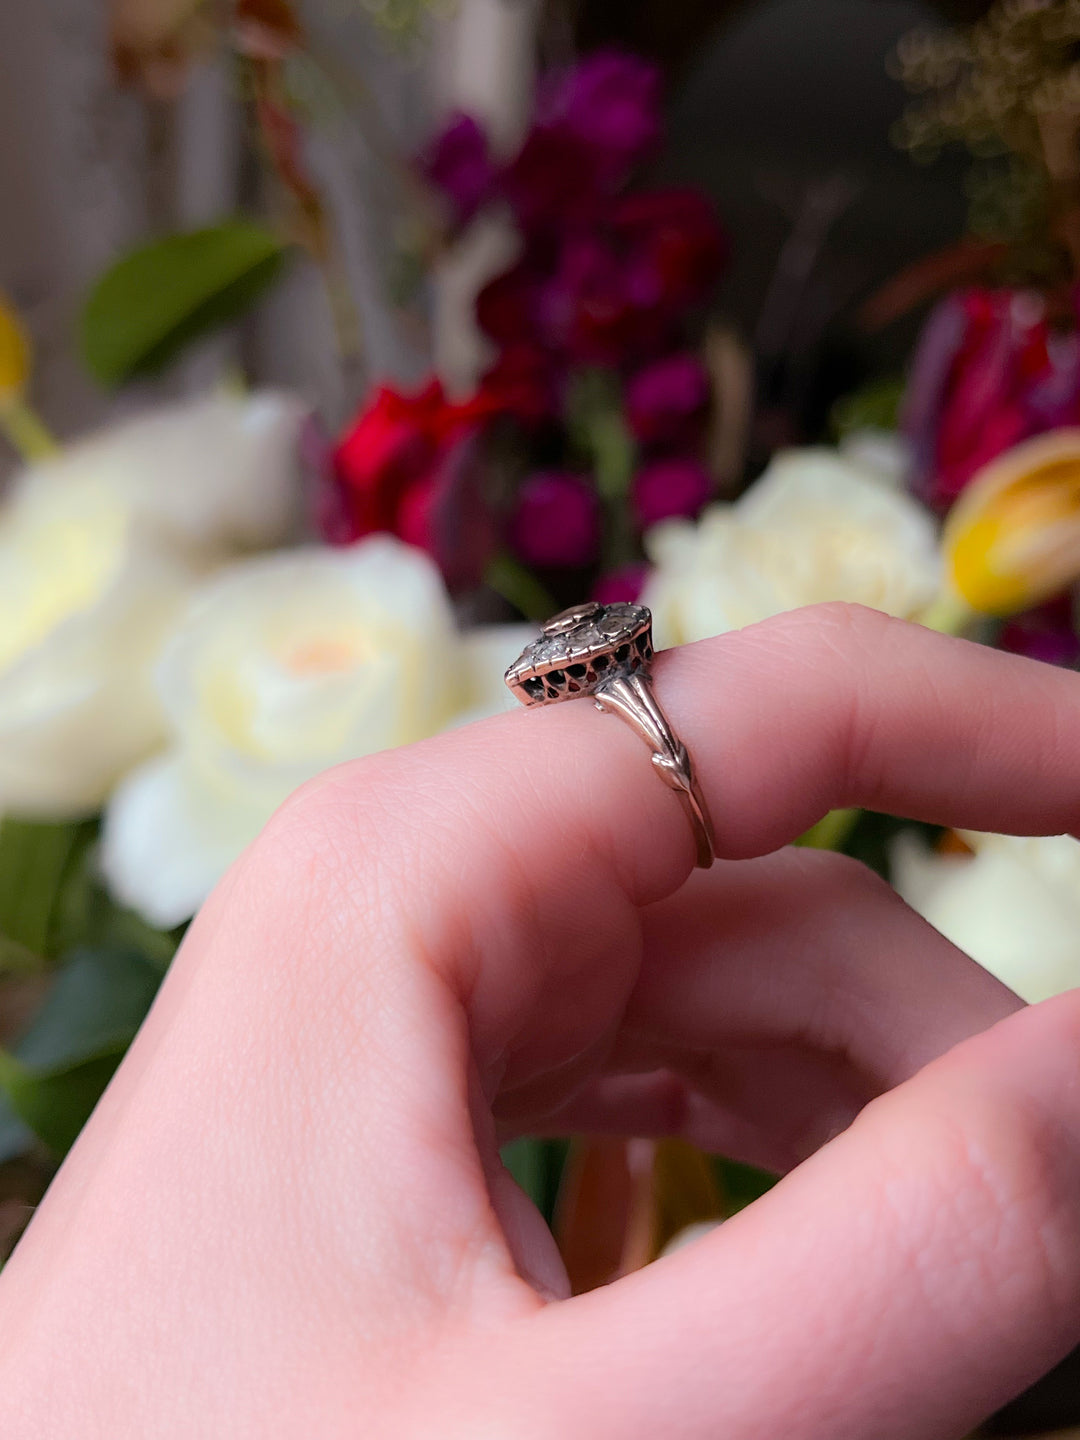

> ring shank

[{"left": 592, "top": 671, "right": 716, "bottom": 869}]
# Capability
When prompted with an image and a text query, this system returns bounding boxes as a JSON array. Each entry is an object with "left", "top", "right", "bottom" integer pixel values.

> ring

[{"left": 504, "top": 601, "right": 716, "bottom": 869}]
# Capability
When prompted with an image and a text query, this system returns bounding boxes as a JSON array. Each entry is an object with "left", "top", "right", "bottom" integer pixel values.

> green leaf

[
  {"left": 795, "top": 808, "right": 860, "bottom": 853},
  {"left": 483, "top": 553, "right": 556, "bottom": 624},
  {"left": 500, "top": 1138, "right": 570, "bottom": 1224},
  {"left": 0, "top": 948, "right": 163, "bottom": 1155},
  {"left": 0, "top": 933, "right": 46, "bottom": 978},
  {"left": 0, "top": 818, "right": 86, "bottom": 956},
  {"left": 82, "top": 221, "right": 290, "bottom": 386},
  {"left": 831, "top": 377, "right": 905, "bottom": 440},
  {"left": 712, "top": 1157, "right": 778, "bottom": 1216},
  {"left": 0, "top": 1050, "right": 123, "bottom": 1158},
  {"left": 0, "top": 1094, "right": 34, "bottom": 1166},
  {"left": 48, "top": 838, "right": 178, "bottom": 973}
]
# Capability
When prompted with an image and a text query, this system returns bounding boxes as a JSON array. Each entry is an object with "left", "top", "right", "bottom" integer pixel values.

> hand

[{"left": 3, "top": 604, "right": 1080, "bottom": 1440}]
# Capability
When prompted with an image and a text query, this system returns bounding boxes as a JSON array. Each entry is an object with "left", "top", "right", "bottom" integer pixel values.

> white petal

[
  {"left": 102, "top": 537, "right": 470, "bottom": 921},
  {"left": 10, "top": 392, "right": 307, "bottom": 565},
  {"left": 642, "top": 444, "right": 941, "bottom": 647},
  {"left": 456, "top": 623, "right": 538, "bottom": 723},
  {"left": 101, "top": 752, "right": 267, "bottom": 928},
  {"left": 892, "top": 830, "right": 1080, "bottom": 1003}
]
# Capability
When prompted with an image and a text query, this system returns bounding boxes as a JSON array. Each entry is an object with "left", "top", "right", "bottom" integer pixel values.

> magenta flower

[
  {"left": 626, "top": 353, "right": 710, "bottom": 448},
  {"left": 476, "top": 260, "right": 544, "bottom": 345},
  {"left": 536, "top": 50, "right": 661, "bottom": 187},
  {"left": 502, "top": 52, "right": 661, "bottom": 232},
  {"left": 502, "top": 125, "right": 607, "bottom": 232},
  {"left": 997, "top": 596, "right": 1080, "bottom": 669},
  {"left": 592, "top": 562, "right": 649, "bottom": 606},
  {"left": 536, "top": 233, "right": 658, "bottom": 364},
  {"left": 614, "top": 189, "right": 729, "bottom": 314},
  {"left": 509, "top": 472, "right": 601, "bottom": 568},
  {"left": 533, "top": 192, "right": 727, "bottom": 363},
  {"left": 905, "top": 287, "right": 1080, "bottom": 513},
  {"left": 473, "top": 344, "right": 559, "bottom": 428},
  {"left": 632, "top": 458, "right": 712, "bottom": 529},
  {"left": 419, "top": 112, "right": 494, "bottom": 226}
]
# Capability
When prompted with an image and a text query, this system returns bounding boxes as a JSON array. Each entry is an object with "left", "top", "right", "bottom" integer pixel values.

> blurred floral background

[{"left": 5, "top": 0, "right": 1080, "bottom": 1432}]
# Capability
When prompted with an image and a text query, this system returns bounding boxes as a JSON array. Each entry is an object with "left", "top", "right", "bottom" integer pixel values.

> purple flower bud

[
  {"left": 998, "top": 596, "right": 1080, "bottom": 669},
  {"left": 419, "top": 112, "right": 494, "bottom": 226},
  {"left": 501, "top": 125, "right": 606, "bottom": 232},
  {"left": 626, "top": 353, "right": 711, "bottom": 447},
  {"left": 509, "top": 472, "right": 601, "bottom": 569},
  {"left": 593, "top": 562, "right": 649, "bottom": 606},
  {"left": 632, "top": 458, "right": 712, "bottom": 529},
  {"left": 501, "top": 51, "right": 662, "bottom": 231},
  {"left": 537, "top": 50, "right": 661, "bottom": 185}
]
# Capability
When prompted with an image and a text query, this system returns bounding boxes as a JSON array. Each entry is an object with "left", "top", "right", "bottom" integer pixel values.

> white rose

[
  {"left": 642, "top": 446, "right": 941, "bottom": 647},
  {"left": 21, "top": 391, "right": 308, "bottom": 562},
  {"left": 0, "top": 393, "right": 307, "bottom": 816},
  {"left": 892, "top": 830, "right": 1080, "bottom": 1003},
  {"left": 101, "top": 538, "right": 533, "bottom": 928}
]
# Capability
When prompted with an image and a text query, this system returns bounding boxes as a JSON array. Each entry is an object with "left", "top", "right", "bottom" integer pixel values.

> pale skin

[{"left": 4, "top": 604, "right": 1080, "bottom": 1438}]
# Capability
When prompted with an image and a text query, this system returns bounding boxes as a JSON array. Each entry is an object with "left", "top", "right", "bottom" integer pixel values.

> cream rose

[
  {"left": 101, "top": 538, "right": 533, "bottom": 928},
  {"left": 642, "top": 443, "right": 941, "bottom": 647},
  {"left": 892, "top": 830, "right": 1080, "bottom": 1003},
  {"left": 0, "top": 393, "right": 307, "bottom": 816}
]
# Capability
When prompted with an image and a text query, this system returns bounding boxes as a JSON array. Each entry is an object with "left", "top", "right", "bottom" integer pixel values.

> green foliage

[
  {"left": 49, "top": 833, "right": 178, "bottom": 973},
  {"left": 501, "top": 1138, "right": 570, "bottom": 1224},
  {"left": 484, "top": 553, "right": 557, "bottom": 623},
  {"left": 82, "top": 221, "right": 290, "bottom": 386},
  {"left": 567, "top": 369, "right": 638, "bottom": 567},
  {"left": 830, "top": 378, "right": 905, "bottom": 440},
  {"left": 0, "top": 818, "right": 176, "bottom": 972},
  {"left": 0, "top": 819, "right": 179, "bottom": 1160},
  {"left": 795, "top": 808, "right": 860, "bottom": 854},
  {"left": 0, "top": 817, "right": 88, "bottom": 963},
  {"left": 0, "top": 948, "right": 163, "bottom": 1156},
  {"left": 0, "top": 1100, "right": 34, "bottom": 1167},
  {"left": 713, "top": 1157, "right": 779, "bottom": 1216},
  {"left": 568, "top": 370, "right": 637, "bottom": 505}
]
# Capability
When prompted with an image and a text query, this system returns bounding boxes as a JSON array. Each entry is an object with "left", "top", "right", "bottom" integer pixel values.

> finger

[
  {"left": 495, "top": 848, "right": 1022, "bottom": 1170},
  {"left": 504, "top": 992, "right": 1080, "bottom": 1440},
  {"left": 289, "top": 605, "right": 1080, "bottom": 1093}
]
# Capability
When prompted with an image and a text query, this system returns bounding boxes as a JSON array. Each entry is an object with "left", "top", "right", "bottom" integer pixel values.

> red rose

[
  {"left": 332, "top": 380, "right": 451, "bottom": 534},
  {"left": 326, "top": 380, "right": 497, "bottom": 589}
]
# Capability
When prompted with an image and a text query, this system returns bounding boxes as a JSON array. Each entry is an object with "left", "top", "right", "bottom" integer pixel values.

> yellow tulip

[
  {"left": 0, "top": 293, "right": 30, "bottom": 400},
  {"left": 943, "top": 429, "right": 1080, "bottom": 616},
  {"left": 0, "top": 294, "right": 58, "bottom": 461}
]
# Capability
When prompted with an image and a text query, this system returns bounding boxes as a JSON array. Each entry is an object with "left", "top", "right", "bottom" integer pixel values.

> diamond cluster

[{"left": 505, "top": 603, "right": 654, "bottom": 706}]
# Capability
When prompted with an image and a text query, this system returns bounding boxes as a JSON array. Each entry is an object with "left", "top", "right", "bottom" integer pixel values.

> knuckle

[
  {"left": 750, "top": 600, "right": 893, "bottom": 654},
  {"left": 250, "top": 751, "right": 412, "bottom": 905}
]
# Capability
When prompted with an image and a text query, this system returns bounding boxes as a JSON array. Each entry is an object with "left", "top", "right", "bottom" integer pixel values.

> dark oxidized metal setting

[{"left": 505, "top": 601, "right": 716, "bottom": 869}]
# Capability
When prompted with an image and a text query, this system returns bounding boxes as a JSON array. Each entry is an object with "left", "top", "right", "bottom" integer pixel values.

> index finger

[{"left": 280, "top": 601, "right": 1080, "bottom": 1082}]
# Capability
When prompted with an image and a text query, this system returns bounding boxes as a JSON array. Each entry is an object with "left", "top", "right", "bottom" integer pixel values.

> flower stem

[
  {"left": 485, "top": 553, "right": 557, "bottom": 623},
  {"left": 918, "top": 588, "right": 978, "bottom": 637},
  {"left": 0, "top": 397, "right": 59, "bottom": 462}
]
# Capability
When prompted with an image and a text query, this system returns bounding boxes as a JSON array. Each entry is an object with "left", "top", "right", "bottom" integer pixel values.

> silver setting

[{"left": 505, "top": 602, "right": 715, "bottom": 869}]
